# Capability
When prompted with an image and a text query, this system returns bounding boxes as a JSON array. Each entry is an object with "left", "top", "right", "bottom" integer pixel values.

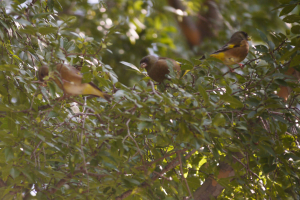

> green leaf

[
  {"left": 212, "top": 113, "right": 226, "bottom": 126},
  {"left": 257, "top": 29, "right": 269, "bottom": 45},
  {"left": 19, "top": 26, "right": 37, "bottom": 35},
  {"left": 120, "top": 61, "right": 141, "bottom": 73},
  {"left": 180, "top": 64, "right": 193, "bottom": 70},
  {"left": 10, "top": 167, "right": 20, "bottom": 179},
  {"left": 47, "top": 81, "right": 56, "bottom": 99},
  {"left": 82, "top": 71, "right": 93, "bottom": 83},
  {"left": 225, "top": 85, "right": 232, "bottom": 95},
  {"left": 137, "top": 122, "right": 151, "bottom": 131},
  {"left": 0, "top": 64, "right": 19, "bottom": 71},
  {"left": 262, "top": 164, "right": 277, "bottom": 174},
  {"left": 176, "top": 58, "right": 193, "bottom": 70},
  {"left": 245, "top": 98, "right": 260, "bottom": 107},
  {"left": 279, "top": 4, "right": 297, "bottom": 16},
  {"left": 291, "top": 25, "right": 300, "bottom": 34},
  {"left": 280, "top": 47, "right": 297, "bottom": 61},
  {"left": 274, "top": 79, "right": 288, "bottom": 86},
  {"left": 220, "top": 93, "right": 243, "bottom": 108},
  {"left": 65, "top": 40, "right": 75, "bottom": 51},
  {"left": 125, "top": 178, "right": 140, "bottom": 185},
  {"left": 33, "top": 13, "right": 52, "bottom": 20},
  {"left": 0, "top": 20, "right": 9, "bottom": 30},
  {"left": 255, "top": 45, "right": 269, "bottom": 53},
  {"left": 47, "top": 0, "right": 54, "bottom": 11},
  {"left": 247, "top": 111, "right": 257, "bottom": 119},
  {"left": 260, "top": 144, "right": 276, "bottom": 157},
  {"left": 4, "top": 147, "right": 14, "bottom": 162},
  {"left": 283, "top": 14, "right": 300, "bottom": 23},
  {"left": 198, "top": 85, "right": 209, "bottom": 105},
  {"left": 38, "top": 27, "right": 58, "bottom": 35},
  {"left": 48, "top": 111, "right": 59, "bottom": 118},
  {"left": 290, "top": 54, "right": 300, "bottom": 68}
]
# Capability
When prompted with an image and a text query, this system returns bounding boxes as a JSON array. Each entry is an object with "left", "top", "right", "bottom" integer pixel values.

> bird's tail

[
  {"left": 84, "top": 83, "right": 112, "bottom": 101},
  {"left": 199, "top": 55, "right": 206, "bottom": 60}
]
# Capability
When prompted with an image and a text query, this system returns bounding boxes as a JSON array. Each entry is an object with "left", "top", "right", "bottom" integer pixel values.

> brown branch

[
  {"left": 178, "top": 152, "right": 193, "bottom": 199},
  {"left": 232, "top": 155, "right": 259, "bottom": 178},
  {"left": 17, "top": 0, "right": 39, "bottom": 19},
  {"left": 48, "top": 170, "right": 107, "bottom": 194},
  {"left": 149, "top": 80, "right": 161, "bottom": 97},
  {"left": 0, "top": 178, "right": 6, "bottom": 187},
  {"left": 115, "top": 149, "right": 197, "bottom": 200},
  {"left": 193, "top": 152, "right": 243, "bottom": 200},
  {"left": 136, "top": 148, "right": 188, "bottom": 170}
]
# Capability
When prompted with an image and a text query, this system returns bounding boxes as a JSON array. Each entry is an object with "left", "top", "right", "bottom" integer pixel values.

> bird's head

[
  {"left": 140, "top": 55, "right": 159, "bottom": 70},
  {"left": 38, "top": 66, "right": 49, "bottom": 81},
  {"left": 232, "top": 31, "right": 251, "bottom": 41}
]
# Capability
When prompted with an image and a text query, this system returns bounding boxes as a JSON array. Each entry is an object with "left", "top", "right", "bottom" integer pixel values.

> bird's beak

[
  {"left": 140, "top": 63, "right": 147, "bottom": 68},
  {"left": 247, "top": 36, "right": 252, "bottom": 41}
]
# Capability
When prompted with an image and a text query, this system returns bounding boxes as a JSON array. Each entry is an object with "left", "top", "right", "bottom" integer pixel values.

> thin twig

[
  {"left": 177, "top": 152, "right": 193, "bottom": 199},
  {"left": 80, "top": 97, "right": 89, "bottom": 195},
  {"left": 232, "top": 155, "right": 259, "bottom": 178},
  {"left": 149, "top": 80, "right": 161, "bottom": 97}
]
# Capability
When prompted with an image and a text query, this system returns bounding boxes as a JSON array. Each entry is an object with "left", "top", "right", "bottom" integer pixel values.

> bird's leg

[
  {"left": 238, "top": 63, "right": 244, "bottom": 69},
  {"left": 227, "top": 66, "right": 235, "bottom": 73}
]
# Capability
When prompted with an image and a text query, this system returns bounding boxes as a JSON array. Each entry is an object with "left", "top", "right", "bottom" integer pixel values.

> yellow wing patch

[
  {"left": 227, "top": 44, "right": 235, "bottom": 49},
  {"left": 210, "top": 52, "right": 225, "bottom": 60}
]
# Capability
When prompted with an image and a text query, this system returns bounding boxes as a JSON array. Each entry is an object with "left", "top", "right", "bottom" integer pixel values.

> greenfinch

[
  {"left": 209, "top": 31, "right": 251, "bottom": 72},
  {"left": 38, "top": 64, "right": 111, "bottom": 101},
  {"left": 140, "top": 55, "right": 181, "bottom": 82}
]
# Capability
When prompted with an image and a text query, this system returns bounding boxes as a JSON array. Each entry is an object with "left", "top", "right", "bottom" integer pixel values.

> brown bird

[
  {"left": 38, "top": 64, "right": 111, "bottom": 101},
  {"left": 209, "top": 31, "right": 251, "bottom": 72},
  {"left": 139, "top": 55, "right": 181, "bottom": 82},
  {"left": 276, "top": 67, "right": 300, "bottom": 101}
]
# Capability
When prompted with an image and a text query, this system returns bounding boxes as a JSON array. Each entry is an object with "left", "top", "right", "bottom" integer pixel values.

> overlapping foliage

[{"left": 0, "top": 0, "right": 300, "bottom": 199}]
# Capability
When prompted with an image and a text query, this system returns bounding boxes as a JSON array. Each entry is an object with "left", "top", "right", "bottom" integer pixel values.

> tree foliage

[{"left": 0, "top": 0, "right": 300, "bottom": 199}]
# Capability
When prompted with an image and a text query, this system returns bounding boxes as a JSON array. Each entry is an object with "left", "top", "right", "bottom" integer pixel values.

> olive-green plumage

[
  {"left": 209, "top": 31, "right": 251, "bottom": 71},
  {"left": 38, "top": 64, "right": 111, "bottom": 101},
  {"left": 139, "top": 55, "right": 181, "bottom": 82}
]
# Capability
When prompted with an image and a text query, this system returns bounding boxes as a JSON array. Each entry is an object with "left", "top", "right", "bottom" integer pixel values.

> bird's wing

[
  {"left": 57, "top": 64, "right": 83, "bottom": 85},
  {"left": 211, "top": 42, "right": 241, "bottom": 54},
  {"left": 158, "top": 57, "right": 181, "bottom": 69}
]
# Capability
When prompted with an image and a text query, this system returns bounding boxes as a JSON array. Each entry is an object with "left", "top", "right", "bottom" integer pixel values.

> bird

[
  {"left": 139, "top": 55, "right": 181, "bottom": 83},
  {"left": 38, "top": 64, "right": 111, "bottom": 101},
  {"left": 276, "top": 67, "right": 300, "bottom": 101},
  {"left": 208, "top": 31, "right": 251, "bottom": 72}
]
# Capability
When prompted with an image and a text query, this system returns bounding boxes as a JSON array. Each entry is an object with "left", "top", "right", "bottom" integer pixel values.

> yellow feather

[
  {"left": 210, "top": 52, "right": 225, "bottom": 61},
  {"left": 182, "top": 70, "right": 190, "bottom": 78},
  {"left": 227, "top": 44, "right": 235, "bottom": 49},
  {"left": 82, "top": 84, "right": 105, "bottom": 98}
]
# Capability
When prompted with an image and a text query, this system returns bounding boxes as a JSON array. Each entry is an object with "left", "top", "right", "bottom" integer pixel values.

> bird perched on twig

[
  {"left": 38, "top": 64, "right": 111, "bottom": 101},
  {"left": 139, "top": 55, "right": 181, "bottom": 83},
  {"left": 204, "top": 31, "right": 251, "bottom": 72}
]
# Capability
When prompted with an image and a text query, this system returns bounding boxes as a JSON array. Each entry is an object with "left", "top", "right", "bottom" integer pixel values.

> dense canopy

[{"left": 0, "top": 0, "right": 300, "bottom": 199}]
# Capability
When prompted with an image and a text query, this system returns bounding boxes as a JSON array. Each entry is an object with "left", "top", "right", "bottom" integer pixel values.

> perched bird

[
  {"left": 276, "top": 67, "right": 300, "bottom": 101},
  {"left": 208, "top": 31, "right": 251, "bottom": 72},
  {"left": 38, "top": 64, "right": 111, "bottom": 101},
  {"left": 140, "top": 55, "right": 181, "bottom": 82}
]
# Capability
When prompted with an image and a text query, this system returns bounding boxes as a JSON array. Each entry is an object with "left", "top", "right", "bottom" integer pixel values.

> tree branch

[{"left": 115, "top": 149, "right": 197, "bottom": 200}]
